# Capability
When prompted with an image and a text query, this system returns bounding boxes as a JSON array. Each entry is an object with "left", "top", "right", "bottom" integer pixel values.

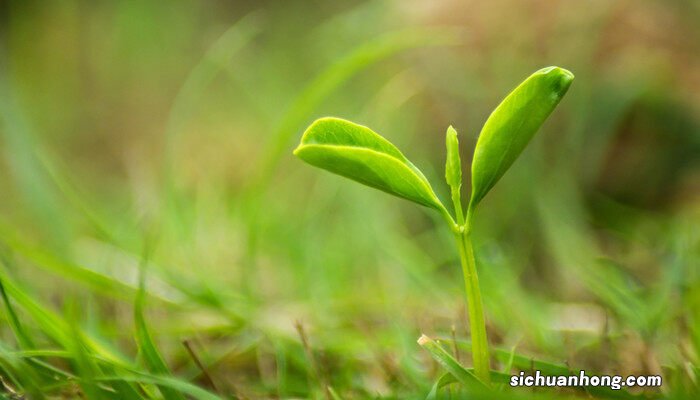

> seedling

[{"left": 294, "top": 66, "right": 574, "bottom": 385}]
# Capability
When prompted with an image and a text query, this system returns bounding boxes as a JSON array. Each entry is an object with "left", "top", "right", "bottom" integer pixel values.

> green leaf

[
  {"left": 0, "top": 280, "right": 46, "bottom": 399},
  {"left": 0, "top": 280, "right": 35, "bottom": 351},
  {"left": 446, "top": 337, "right": 648, "bottom": 400},
  {"left": 97, "top": 375, "right": 223, "bottom": 400},
  {"left": 135, "top": 263, "right": 187, "bottom": 400},
  {"left": 294, "top": 117, "right": 446, "bottom": 211},
  {"left": 445, "top": 126, "right": 462, "bottom": 190},
  {"left": 469, "top": 66, "right": 574, "bottom": 211},
  {"left": 426, "top": 373, "right": 456, "bottom": 400},
  {"left": 65, "top": 304, "right": 107, "bottom": 400},
  {"left": 417, "top": 334, "right": 487, "bottom": 389}
]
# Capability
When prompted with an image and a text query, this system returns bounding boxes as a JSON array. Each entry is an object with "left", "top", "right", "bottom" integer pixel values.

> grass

[{"left": 0, "top": 1, "right": 698, "bottom": 399}]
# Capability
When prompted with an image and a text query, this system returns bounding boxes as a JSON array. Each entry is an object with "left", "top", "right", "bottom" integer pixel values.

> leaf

[
  {"left": 469, "top": 66, "right": 574, "bottom": 210},
  {"left": 426, "top": 373, "right": 455, "bottom": 400},
  {"left": 446, "top": 337, "right": 648, "bottom": 400},
  {"left": 0, "top": 280, "right": 46, "bottom": 399},
  {"left": 328, "top": 386, "right": 344, "bottom": 400},
  {"left": 417, "top": 334, "right": 487, "bottom": 389},
  {"left": 135, "top": 262, "right": 187, "bottom": 400},
  {"left": 0, "top": 280, "right": 35, "bottom": 351},
  {"left": 445, "top": 126, "right": 462, "bottom": 190},
  {"left": 97, "top": 374, "right": 223, "bottom": 400},
  {"left": 294, "top": 117, "right": 446, "bottom": 211},
  {"left": 65, "top": 304, "right": 107, "bottom": 400}
]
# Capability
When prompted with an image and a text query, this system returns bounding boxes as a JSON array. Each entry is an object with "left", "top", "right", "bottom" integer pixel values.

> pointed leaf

[
  {"left": 426, "top": 373, "right": 457, "bottom": 400},
  {"left": 469, "top": 66, "right": 574, "bottom": 210},
  {"left": 135, "top": 269, "right": 187, "bottom": 400},
  {"left": 445, "top": 126, "right": 462, "bottom": 190},
  {"left": 417, "top": 334, "right": 486, "bottom": 389},
  {"left": 294, "top": 117, "right": 445, "bottom": 210}
]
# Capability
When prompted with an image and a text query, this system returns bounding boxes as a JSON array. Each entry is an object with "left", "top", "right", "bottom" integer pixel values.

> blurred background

[{"left": 0, "top": 0, "right": 698, "bottom": 398}]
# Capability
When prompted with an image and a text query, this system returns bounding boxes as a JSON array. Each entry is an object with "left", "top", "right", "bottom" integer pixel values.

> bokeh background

[{"left": 0, "top": 1, "right": 698, "bottom": 398}]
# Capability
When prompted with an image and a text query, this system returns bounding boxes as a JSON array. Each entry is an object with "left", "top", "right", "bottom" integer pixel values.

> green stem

[{"left": 455, "top": 211, "right": 490, "bottom": 384}]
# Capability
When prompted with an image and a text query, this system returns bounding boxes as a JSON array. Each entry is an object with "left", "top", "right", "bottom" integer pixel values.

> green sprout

[{"left": 294, "top": 66, "right": 574, "bottom": 385}]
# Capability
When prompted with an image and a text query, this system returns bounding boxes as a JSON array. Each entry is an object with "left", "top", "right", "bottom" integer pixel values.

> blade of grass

[
  {"left": 328, "top": 386, "right": 343, "bottom": 400},
  {"left": 20, "top": 340, "right": 214, "bottom": 398},
  {"left": 0, "top": 257, "right": 135, "bottom": 370},
  {"left": 426, "top": 373, "right": 456, "bottom": 400},
  {"left": 0, "top": 220, "right": 176, "bottom": 304},
  {"left": 443, "top": 337, "right": 572, "bottom": 376},
  {"left": 423, "top": 364, "right": 512, "bottom": 399},
  {"left": 417, "top": 335, "right": 487, "bottom": 390},
  {"left": 0, "top": 280, "right": 35, "bottom": 350},
  {"left": 4, "top": 348, "right": 76, "bottom": 381},
  {"left": 0, "top": 340, "right": 45, "bottom": 399},
  {"left": 445, "top": 337, "right": 649, "bottom": 399},
  {"left": 0, "top": 265, "right": 70, "bottom": 347},
  {"left": 0, "top": 349, "right": 23, "bottom": 394},
  {"left": 65, "top": 302, "right": 108, "bottom": 400},
  {"left": 497, "top": 342, "right": 520, "bottom": 392},
  {"left": 97, "top": 375, "right": 222, "bottom": 400},
  {"left": 66, "top": 332, "right": 144, "bottom": 400},
  {"left": 135, "top": 246, "right": 186, "bottom": 400},
  {"left": 0, "top": 279, "right": 48, "bottom": 399}
]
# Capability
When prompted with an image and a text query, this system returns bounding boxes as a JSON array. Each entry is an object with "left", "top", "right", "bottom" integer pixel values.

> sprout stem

[{"left": 455, "top": 212, "right": 490, "bottom": 384}]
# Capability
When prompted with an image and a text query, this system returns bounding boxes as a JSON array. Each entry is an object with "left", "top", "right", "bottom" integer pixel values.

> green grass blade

[
  {"left": 135, "top": 258, "right": 186, "bottom": 400},
  {"left": 97, "top": 374, "right": 222, "bottom": 400},
  {"left": 503, "top": 343, "right": 518, "bottom": 376},
  {"left": 418, "top": 334, "right": 487, "bottom": 389},
  {"left": 0, "top": 345, "right": 25, "bottom": 394},
  {"left": 0, "top": 265, "right": 70, "bottom": 347},
  {"left": 0, "top": 339, "right": 45, "bottom": 399},
  {"left": 0, "top": 257, "right": 135, "bottom": 370},
  {"left": 328, "top": 386, "right": 344, "bottom": 400},
  {"left": 444, "top": 337, "right": 573, "bottom": 376},
  {"left": 0, "top": 279, "right": 35, "bottom": 350},
  {"left": 426, "top": 373, "right": 457, "bottom": 400},
  {"left": 0, "top": 220, "right": 176, "bottom": 304},
  {"left": 6, "top": 350, "right": 76, "bottom": 381},
  {"left": 0, "top": 277, "right": 48, "bottom": 399},
  {"left": 65, "top": 332, "right": 143, "bottom": 400},
  {"left": 65, "top": 307, "right": 107, "bottom": 400},
  {"left": 446, "top": 337, "right": 649, "bottom": 399}
]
